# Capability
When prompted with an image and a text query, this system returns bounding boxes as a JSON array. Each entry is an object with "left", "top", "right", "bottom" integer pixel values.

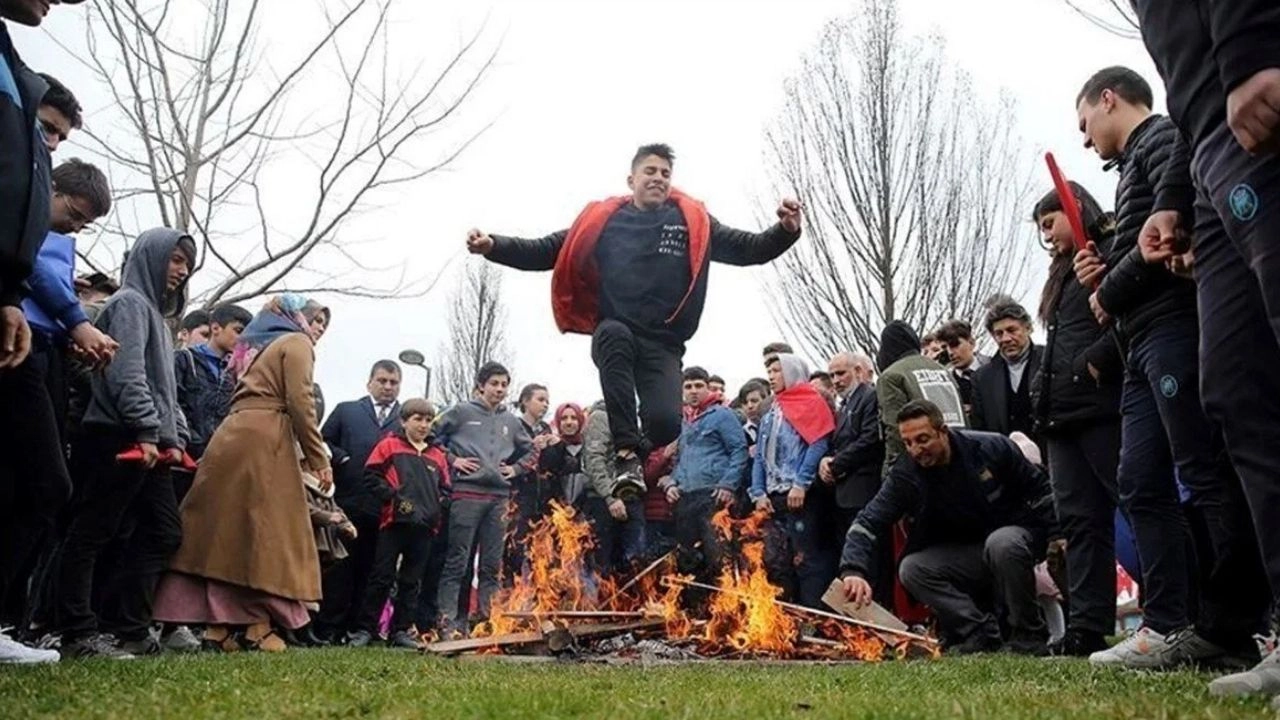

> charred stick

[{"left": 602, "top": 548, "right": 678, "bottom": 607}]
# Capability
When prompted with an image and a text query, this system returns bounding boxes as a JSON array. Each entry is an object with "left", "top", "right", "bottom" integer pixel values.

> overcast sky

[{"left": 16, "top": 0, "right": 1159, "bottom": 413}]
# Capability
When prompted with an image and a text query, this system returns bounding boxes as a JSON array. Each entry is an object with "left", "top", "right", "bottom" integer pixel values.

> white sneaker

[
  {"left": 0, "top": 629, "right": 60, "bottom": 664},
  {"left": 161, "top": 625, "right": 201, "bottom": 654},
  {"left": 1211, "top": 647, "right": 1280, "bottom": 698},
  {"left": 1088, "top": 626, "right": 1176, "bottom": 669}
]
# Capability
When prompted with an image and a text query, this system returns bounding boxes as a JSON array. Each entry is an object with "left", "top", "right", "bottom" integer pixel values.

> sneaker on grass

[
  {"left": 0, "top": 629, "right": 59, "bottom": 664},
  {"left": 1210, "top": 647, "right": 1280, "bottom": 698},
  {"left": 1089, "top": 626, "right": 1175, "bottom": 669},
  {"left": 61, "top": 632, "right": 136, "bottom": 660},
  {"left": 161, "top": 625, "right": 202, "bottom": 653}
]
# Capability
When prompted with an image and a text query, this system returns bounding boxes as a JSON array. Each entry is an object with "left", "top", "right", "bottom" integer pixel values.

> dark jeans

[
  {"left": 315, "top": 513, "right": 380, "bottom": 637},
  {"left": 436, "top": 496, "right": 506, "bottom": 625},
  {"left": 582, "top": 495, "right": 647, "bottom": 578},
  {"left": 0, "top": 343, "right": 74, "bottom": 625},
  {"left": 415, "top": 508, "right": 460, "bottom": 630},
  {"left": 1046, "top": 420, "right": 1121, "bottom": 636},
  {"left": 899, "top": 527, "right": 1045, "bottom": 643},
  {"left": 672, "top": 489, "right": 724, "bottom": 586},
  {"left": 357, "top": 524, "right": 432, "bottom": 635},
  {"left": 54, "top": 428, "right": 182, "bottom": 641},
  {"left": 1192, "top": 124, "right": 1280, "bottom": 624},
  {"left": 591, "top": 319, "right": 683, "bottom": 453},
  {"left": 763, "top": 493, "right": 826, "bottom": 608}
]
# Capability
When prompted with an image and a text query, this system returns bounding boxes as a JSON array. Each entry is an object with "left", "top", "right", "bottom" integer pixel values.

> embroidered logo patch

[
  {"left": 1160, "top": 375, "right": 1179, "bottom": 398},
  {"left": 1229, "top": 184, "right": 1259, "bottom": 222}
]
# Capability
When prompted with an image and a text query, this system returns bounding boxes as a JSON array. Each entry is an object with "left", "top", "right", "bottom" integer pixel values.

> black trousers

[
  {"left": 590, "top": 319, "right": 683, "bottom": 454},
  {"left": 673, "top": 489, "right": 724, "bottom": 587},
  {"left": 54, "top": 428, "right": 182, "bottom": 641},
  {"left": 357, "top": 524, "right": 433, "bottom": 635},
  {"left": 414, "top": 508, "right": 462, "bottom": 630},
  {"left": 1046, "top": 420, "right": 1121, "bottom": 636},
  {"left": 316, "top": 514, "right": 380, "bottom": 636},
  {"left": 1179, "top": 126, "right": 1280, "bottom": 643}
]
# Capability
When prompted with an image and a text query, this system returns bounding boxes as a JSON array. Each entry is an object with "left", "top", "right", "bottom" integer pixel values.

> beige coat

[{"left": 168, "top": 332, "right": 328, "bottom": 601}]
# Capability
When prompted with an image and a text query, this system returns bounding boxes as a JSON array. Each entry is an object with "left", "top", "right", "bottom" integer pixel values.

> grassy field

[{"left": 0, "top": 649, "right": 1272, "bottom": 719}]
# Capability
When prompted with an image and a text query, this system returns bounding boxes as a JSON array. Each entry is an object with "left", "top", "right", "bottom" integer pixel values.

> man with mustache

[{"left": 466, "top": 143, "right": 802, "bottom": 495}]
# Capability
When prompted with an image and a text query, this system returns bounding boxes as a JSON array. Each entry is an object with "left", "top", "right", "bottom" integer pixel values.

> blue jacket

[
  {"left": 23, "top": 232, "right": 89, "bottom": 342},
  {"left": 750, "top": 404, "right": 830, "bottom": 500},
  {"left": 672, "top": 404, "right": 748, "bottom": 493},
  {"left": 0, "top": 24, "right": 50, "bottom": 308}
]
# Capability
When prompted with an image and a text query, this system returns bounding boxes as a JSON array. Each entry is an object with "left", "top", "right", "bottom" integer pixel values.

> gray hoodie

[
  {"left": 84, "top": 228, "right": 193, "bottom": 448},
  {"left": 435, "top": 399, "right": 533, "bottom": 498}
]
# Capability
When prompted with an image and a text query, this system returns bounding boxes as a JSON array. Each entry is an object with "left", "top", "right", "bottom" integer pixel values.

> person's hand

[
  {"left": 1088, "top": 292, "right": 1110, "bottom": 326},
  {"left": 466, "top": 228, "right": 494, "bottom": 255},
  {"left": 68, "top": 322, "right": 118, "bottom": 368},
  {"left": 544, "top": 434, "right": 561, "bottom": 447},
  {"left": 315, "top": 466, "right": 334, "bottom": 493},
  {"left": 787, "top": 486, "right": 806, "bottom": 511},
  {"left": 777, "top": 198, "right": 803, "bottom": 233},
  {"left": 453, "top": 457, "right": 481, "bottom": 474},
  {"left": 498, "top": 464, "right": 516, "bottom": 480},
  {"left": 1086, "top": 362, "right": 1101, "bottom": 383},
  {"left": 665, "top": 485, "right": 681, "bottom": 505},
  {"left": 662, "top": 441, "right": 678, "bottom": 460},
  {"left": 1168, "top": 248, "right": 1195, "bottom": 279},
  {"left": 341, "top": 522, "right": 359, "bottom": 539},
  {"left": 1137, "top": 210, "right": 1189, "bottom": 265},
  {"left": 166, "top": 448, "right": 183, "bottom": 465},
  {"left": 607, "top": 498, "right": 628, "bottom": 521},
  {"left": 1227, "top": 68, "right": 1280, "bottom": 154},
  {"left": 1048, "top": 538, "right": 1067, "bottom": 558},
  {"left": 713, "top": 488, "right": 735, "bottom": 507},
  {"left": 139, "top": 442, "right": 161, "bottom": 469},
  {"left": 818, "top": 457, "right": 835, "bottom": 485},
  {"left": 1072, "top": 241, "right": 1106, "bottom": 287},
  {"left": 0, "top": 306, "right": 32, "bottom": 370},
  {"left": 754, "top": 497, "right": 773, "bottom": 515},
  {"left": 841, "top": 575, "right": 873, "bottom": 608}
]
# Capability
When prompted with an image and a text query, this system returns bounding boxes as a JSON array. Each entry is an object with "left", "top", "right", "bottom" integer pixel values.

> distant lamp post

[{"left": 398, "top": 349, "right": 431, "bottom": 398}]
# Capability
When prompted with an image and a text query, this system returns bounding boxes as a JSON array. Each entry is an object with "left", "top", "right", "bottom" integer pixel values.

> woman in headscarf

[
  {"left": 153, "top": 294, "right": 330, "bottom": 652},
  {"left": 539, "top": 403, "right": 588, "bottom": 506},
  {"left": 749, "top": 353, "right": 835, "bottom": 608}
]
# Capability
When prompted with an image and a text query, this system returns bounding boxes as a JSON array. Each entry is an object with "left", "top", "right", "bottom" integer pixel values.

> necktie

[{"left": 377, "top": 403, "right": 390, "bottom": 424}]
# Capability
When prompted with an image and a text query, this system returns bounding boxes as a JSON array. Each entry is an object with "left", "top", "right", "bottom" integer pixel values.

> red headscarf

[
  {"left": 772, "top": 354, "right": 835, "bottom": 444},
  {"left": 553, "top": 402, "right": 586, "bottom": 444}
]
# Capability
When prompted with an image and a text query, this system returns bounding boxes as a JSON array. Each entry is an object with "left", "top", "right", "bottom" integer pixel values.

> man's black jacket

[
  {"left": 970, "top": 344, "right": 1043, "bottom": 441},
  {"left": 0, "top": 22, "right": 51, "bottom": 307},
  {"left": 1094, "top": 115, "right": 1197, "bottom": 343},
  {"left": 839, "top": 429, "right": 1056, "bottom": 579},
  {"left": 827, "top": 382, "right": 884, "bottom": 510}
]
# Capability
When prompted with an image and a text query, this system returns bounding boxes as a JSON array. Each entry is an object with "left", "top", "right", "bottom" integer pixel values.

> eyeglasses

[{"left": 60, "top": 194, "right": 97, "bottom": 235}]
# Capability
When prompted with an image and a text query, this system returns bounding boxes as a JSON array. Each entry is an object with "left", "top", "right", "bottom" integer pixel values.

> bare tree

[
  {"left": 56, "top": 0, "right": 496, "bottom": 306},
  {"left": 764, "top": 0, "right": 1034, "bottom": 361},
  {"left": 435, "top": 259, "right": 510, "bottom": 406},
  {"left": 1063, "top": 0, "right": 1141, "bottom": 39}
]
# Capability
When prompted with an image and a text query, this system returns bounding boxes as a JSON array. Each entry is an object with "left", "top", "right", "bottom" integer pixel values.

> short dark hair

[
  {"left": 400, "top": 397, "right": 436, "bottom": 421},
  {"left": 631, "top": 143, "right": 674, "bottom": 170},
  {"left": 896, "top": 399, "right": 945, "bottom": 429},
  {"left": 180, "top": 310, "right": 210, "bottom": 332},
  {"left": 517, "top": 383, "right": 547, "bottom": 412},
  {"left": 682, "top": 366, "right": 710, "bottom": 383},
  {"left": 369, "top": 359, "right": 401, "bottom": 379},
  {"left": 38, "top": 73, "right": 83, "bottom": 129},
  {"left": 52, "top": 158, "right": 110, "bottom": 217},
  {"left": 1077, "top": 66, "right": 1154, "bottom": 109},
  {"left": 921, "top": 332, "right": 937, "bottom": 345},
  {"left": 708, "top": 374, "right": 725, "bottom": 386},
  {"left": 738, "top": 379, "right": 768, "bottom": 402},
  {"left": 983, "top": 294, "right": 1034, "bottom": 333},
  {"left": 209, "top": 303, "right": 251, "bottom": 329},
  {"left": 763, "top": 342, "right": 793, "bottom": 357},
  {"left": 476, "top": 361, "right": 510, "bottom": 388},
  {"left": 934, "top": 320, "right": 974, "bottom": 346},
  {"left": 810, "top": 370, "right": 832, "bottom": 384}
]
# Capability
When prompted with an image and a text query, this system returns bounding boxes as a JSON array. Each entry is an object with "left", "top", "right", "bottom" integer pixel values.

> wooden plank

[
  {"left": 820, "top": 580, "right": 908, "bottom": 631},
  {"left": 424, "top": 631, "right": 545, "bottom": 656},
  {"left": 498, "top": 610, "right": 653, "bottom": 620}
]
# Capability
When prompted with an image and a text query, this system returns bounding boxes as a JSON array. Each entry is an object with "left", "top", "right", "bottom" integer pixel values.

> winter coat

[
  {"left": 321, "top": 398, "right": 402, "bottom": 524},
  {"left": 672, "top": 403, "right": 749, "bottom": 493},
  {"left": 970, "top": 344, "right": 1044, "bottom": 442},
  {"left": 434, "top": 400, "right": 533, "bottom": 499},
  {"left": 167, "top": 332, "right": 327, "bottom": 602},
  {"left": 582, "top": 401, "right": 617, "bottom": 499},
  {"left": 23, "top": 232, "right": 89, "bottom": 342},
  {"left": 828, "top": 383, "right": 885, "bottom": 509},
  {"left": 0, "top": 24, "right": 50, "bottom": 308},
  {"left": 364, "top": 433, "right": 450, "bottom": 530},
  {"left": 174, "top": 344, "right": 229, "bottom": 454}
]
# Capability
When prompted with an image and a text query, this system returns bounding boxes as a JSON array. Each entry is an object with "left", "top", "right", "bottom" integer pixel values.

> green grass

[{"left": 0, "top": 649, "right": 1271, "bottom": 719}]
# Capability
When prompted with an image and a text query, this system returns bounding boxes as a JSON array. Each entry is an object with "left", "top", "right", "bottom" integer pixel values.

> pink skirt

[{"left": 153, "top": 572, "right": 311, "bottom": 630}]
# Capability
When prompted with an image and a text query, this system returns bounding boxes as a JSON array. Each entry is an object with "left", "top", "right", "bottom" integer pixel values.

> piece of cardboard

[{"left": 821, "top": 580, "right": 908, "bottom": 631}]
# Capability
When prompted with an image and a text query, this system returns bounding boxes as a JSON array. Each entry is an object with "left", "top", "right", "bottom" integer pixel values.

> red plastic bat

[
  {"left": 1045, "top": 152, "right": 1090, "bottom": 252},
  {"left": 116, "top": 445, "right": 198, "bottom": 471}
]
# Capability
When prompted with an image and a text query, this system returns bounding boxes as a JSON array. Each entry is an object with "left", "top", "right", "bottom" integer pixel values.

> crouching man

[{"left": 839, "top": 400, "right": 1056, "bottom": 656}]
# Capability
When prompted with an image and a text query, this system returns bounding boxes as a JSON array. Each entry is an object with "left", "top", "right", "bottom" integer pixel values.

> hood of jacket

[
  {"left": 119, "top": 228, "right": 194, "bottom": 320},
  {"left": 877, "top": 321, "right": 921, "bottom": 373}
]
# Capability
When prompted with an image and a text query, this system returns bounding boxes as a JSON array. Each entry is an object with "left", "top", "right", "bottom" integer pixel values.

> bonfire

[{"left": 437, "top": 501, "right": 938, "bottom": 662}]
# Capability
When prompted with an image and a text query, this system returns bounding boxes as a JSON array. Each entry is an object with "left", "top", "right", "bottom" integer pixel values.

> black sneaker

[
  {"left": 1165, "top": 628, "right": 1260, "bottom": 671},
  {"left": 946, "top": 633, "right": 1003, "bottom": 656},
  {"left": 613, "top": 453, "right": 644, "bottom": 499},
  {"left": 118, "top": 634, "right": 163, "bottom": 657},
  {"left": 61, "top": 633, "right": 136, "bottom": 660},
  {"left": 1004, "top": 632, "right": 1049, "bottom": 657},
  {"left": 346, "top": 630, "right": 374, "bottom": 648},
  {"left": 387, "top": 630, "right": 419, "bottom": 649},
  {"left": 1048, "top": 629, "right": 1109, "bottom": 658}
]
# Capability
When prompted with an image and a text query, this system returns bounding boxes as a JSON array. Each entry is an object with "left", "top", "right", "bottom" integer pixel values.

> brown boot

[
  {"left": 245, "top": 623, "right": 287, "bottom": 653},
  {"left": 202, "top": 625, "right": 240, "bottom": 653}
]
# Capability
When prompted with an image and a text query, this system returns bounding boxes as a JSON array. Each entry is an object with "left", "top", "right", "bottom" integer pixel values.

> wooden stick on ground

[
  {"left": 601, "top": 548, "right": 677, "bottom": 607},
  {"left": 662, "top": 577, "right": 937, "bottom": 645},
  {"left": 498, "top": 610, "right": 654, "bottom": 620},
  {"left": 424, "top": 631, "right": 545, "bottom": 656}
]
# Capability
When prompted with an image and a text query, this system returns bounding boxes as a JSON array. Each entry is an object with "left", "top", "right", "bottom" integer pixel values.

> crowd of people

[{"left": 3, "top": 0, "right": 1280, "bottom": 707}]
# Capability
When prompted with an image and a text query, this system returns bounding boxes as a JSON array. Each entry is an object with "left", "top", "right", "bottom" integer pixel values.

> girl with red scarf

[{"left": 538, "top": 403, "right": 588, "bottom": 506}]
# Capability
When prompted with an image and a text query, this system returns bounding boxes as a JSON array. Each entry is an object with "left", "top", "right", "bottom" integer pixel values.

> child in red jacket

[{"left": 349, "top": 399, "right": 450, "bottom": 648}]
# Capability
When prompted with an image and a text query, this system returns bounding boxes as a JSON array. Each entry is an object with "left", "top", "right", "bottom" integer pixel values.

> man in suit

[
  {"left": 971, "top": 298, "right": 1044, "bottom": 447},
  {"left": 819, "top": 352, "right": 887, "bottom": 603},
  {"left": 314, "top": 359, "right": 403, "bottom": 642}
]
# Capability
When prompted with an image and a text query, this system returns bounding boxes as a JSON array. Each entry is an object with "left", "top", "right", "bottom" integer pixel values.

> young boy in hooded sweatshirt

[
  {"left": 750, "top": 353, "right": 835, "bottom": 609},
  {"left": 432, "top": 362, "right": 532, "bottom": 636},
  {"left": 53, "top": 228, "right": 196, "bottom": 659}
]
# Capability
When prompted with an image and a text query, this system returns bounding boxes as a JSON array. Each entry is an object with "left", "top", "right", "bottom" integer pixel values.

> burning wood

[{"left": 425, "top": 502, "right": 940, "bottom": 662}]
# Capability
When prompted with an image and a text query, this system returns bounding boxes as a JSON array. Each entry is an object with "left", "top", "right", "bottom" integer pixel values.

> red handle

[{"left": 1045, "top": 152, "right": 1090, "bottom": 252}]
